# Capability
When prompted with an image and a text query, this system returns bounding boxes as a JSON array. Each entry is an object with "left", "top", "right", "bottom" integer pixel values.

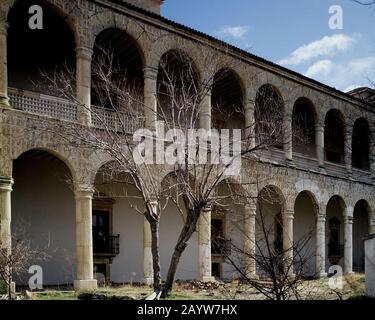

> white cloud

[
  {"left": 304, "top": 56, "right": 375, "bottom": 91},
  {"left": 278, "top": 34, "right": 357, "bottom": 66},
  {"left": 305, "top": 60, "right": 333, "bottom": 78},
  {"left": 215, "top": 26, "right": 250, "bottom": 39}
]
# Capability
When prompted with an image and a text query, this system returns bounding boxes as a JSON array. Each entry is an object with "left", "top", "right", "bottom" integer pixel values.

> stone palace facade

[{"left": 0, "top": 0, "right": 374, "bottom": 290}]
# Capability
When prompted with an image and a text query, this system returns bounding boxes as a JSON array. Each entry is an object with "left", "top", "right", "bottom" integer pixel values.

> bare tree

[
  {"left": 216, "top": 182, "right": 316, "bottom": 300},
  {"left": 32, "top": 34, "right": 301, "bottom": 298},
  {"left": 0, "top": 223, "right": 49, "bottom": 300}
]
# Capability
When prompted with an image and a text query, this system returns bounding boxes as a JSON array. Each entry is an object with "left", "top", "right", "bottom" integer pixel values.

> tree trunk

[
  {"left": 149, "top": 220, "right": 162, "bottom": 292},
  {"left": 163, "top": 212, "right": 200, "bottom": 296}
]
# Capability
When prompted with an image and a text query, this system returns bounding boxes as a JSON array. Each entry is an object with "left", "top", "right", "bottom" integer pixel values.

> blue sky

[{"left": 162, "top": 0, "right": 375, "bottom": 92}]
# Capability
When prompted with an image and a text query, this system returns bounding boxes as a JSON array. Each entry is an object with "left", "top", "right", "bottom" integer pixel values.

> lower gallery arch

[
  {"left": 12, "top": 149, "right": 75, "bottom": 286},
  {"left": 256, "top": 185, "right": 285, "bottom": 276},
  {"left": 213, "top": 180, "right": 246, "bottom": 280},
  {"left": 293, "top": 191, "right": 318, "bottom": 277},
  {"left": 159, "top": 173, "right": 198, "bottom": 280},
  {"left": 352, "top": 200, "right": 370, "bottom": 272},
  {"left": 325, "top": 196, "right": 346, "bottom": 272},
  {"left": 93, "top": 162, "right": 144, "bottom": 284}
]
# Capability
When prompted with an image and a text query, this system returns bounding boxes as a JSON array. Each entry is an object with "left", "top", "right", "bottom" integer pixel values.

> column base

[
  {"left": 142, "top": 277, "right": 154, "bottom": 286},
  {"left": 245, "top": 273, "right": 259, "bottom": 280},
  {"left": 199, "top": 276, "right": 216, "bottom": 283},
  {"left": 74, "top": 279, "right": 98, "bottom": 291},
  {"left": 344, "top": 271, "right": 354, "bottom": 276},
  {"left": 317, "top": 272, "right": 328, "bottom": 279},
  {"left": 10, "top": 282, "right": 16, "bottom": 294}
]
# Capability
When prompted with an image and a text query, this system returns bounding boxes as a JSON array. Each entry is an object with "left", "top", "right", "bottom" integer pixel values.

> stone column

[
  {"left": 74, "top": 185, "right": 97, "bottom": 290},
  {"left": 244, "top": 99, "right": 256, "bottom": 149},
  {"left": 283, "top": 209, "right": 294, "bottom": 274},
  {"left": 0, "top": 21, "right": 9, "bottom": 107},
  {"left": 344, "top": 212, "right": 354, "bottom": 275},
  {"left": 315, "top": 124, "right": 325, "bottom": 168},
  {"left": 199, "top": 84, "right": 212, "bottom": 130},
  {"left": 143, "top": 210, "right": 155, "bottom": 285},
  {"left": 283, "top": 113, "right": 293, "bottom": 162},
  {"left": 0, "top": 177, "right": 16, "bottom": 294},
  {"left": 345, "top": 127, "right": 353, "bottom": 177},
  {"left": 316, "top": 213, "right": 327, "bottom": 277},
  {"left": 0, "top": 177, "right": 13, "bottom": 255},
  {"left": 143, "top": 66, "right": 158, "bottom": 131},
  {"left": 244, "top": 205, "right": 256, "bottom": 277},
  {"left": 76, "top": 47, "right": 93, "bottom": 126},
  {"left": 198, "top": 207, "right": 214, "bottom": 282}
]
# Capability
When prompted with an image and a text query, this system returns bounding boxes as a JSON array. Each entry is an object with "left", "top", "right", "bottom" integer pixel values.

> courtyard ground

[{"left": 26, "top": 274, "right": 368, "bottom": 301}]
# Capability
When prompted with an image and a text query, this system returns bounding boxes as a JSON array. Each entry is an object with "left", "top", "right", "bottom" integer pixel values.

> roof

[{"left": 103, "top": 0, "right": 374, "bottom": 110}]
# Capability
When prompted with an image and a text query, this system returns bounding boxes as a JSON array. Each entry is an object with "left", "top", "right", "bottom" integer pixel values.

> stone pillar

[
  {"left": 76, "top": 47, "right": 93, "bottom": 126},
  {"left": 345, "top": 127, "right": 353, "bottom": 176},
  {"left": 283, "top": 113, "right": 293, "bottom": 162},
  {"left": 198, "top": 207, "right": 214, "bottom": 282},
  {"left": 244, "top": 205, "right": 256, "bottom": 277},
  {"left": 244, "top": 99, "right": 256, "bottom": 149},
  {"left": 0, "top": 21, "right": 9, "bottom": 107},
  {"left": 0, "top": 177, "right": 15, "bottom": 293},
  {"left": 364, "top": 233, "right": 375, "bottom": 298},
  {"left": 315, "top": 125, "right": 325, "bottom": 168},
  {"left": 282, "top": 209, "right": 294, "bottom": 273},
  {"left": 316, "top": 213, "right": 327, "bottom": 277},
  {"left": 74, "top": 185, "right": 97, "bottom": 291},
  {"left": 199, "top": 85, "right": 212, "bottom": 130},
  {"left": 0, "top": 177, "right": 13, "bottom": 254},
  {"left": 344, "top": 213, "right": 354, "bottom": 275},
  {"left": 143, "top": 66, "right": 158, "bottom": 131}
]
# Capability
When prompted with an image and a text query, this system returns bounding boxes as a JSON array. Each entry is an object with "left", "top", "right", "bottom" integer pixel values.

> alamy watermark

[
  {"left": 133, "top": 121, "right": 242, "bottom": 176},
  {"left": 28, "top": 265, "right": 43, "bottom": 290},
  {"left": 329, "top": 5, "right": 344, "bottom": 30}
]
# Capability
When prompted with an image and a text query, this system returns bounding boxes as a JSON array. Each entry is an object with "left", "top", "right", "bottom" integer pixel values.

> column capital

[
  {"left": 345, "top": 215, "right": 354, "bottom": 224},
  {"left": 74, "top": 184, "right": 94, "bottom": 199},
  {"left": 315, "top": 124, "right": 324, "bottom": 132},
  {"left": 76, "top": 47, "right": 93, "bottom": 61},
  {"left": 316, "top": 214, "right": 326, "bottom": 223},
  {"left": 0, "top": 177, "right": 13, "bottom": 191},
  {"left": 245, "top": 203, "right": 257, "bottom": 216},
  {"left": 143, "top": 66, "right": 158, "bottom": 80},
  {"left": 284, "top": 209, "right": 294, "bottom": 220},
  {"left": 369, "top": 217, "right": 375, "bottom": 227}
]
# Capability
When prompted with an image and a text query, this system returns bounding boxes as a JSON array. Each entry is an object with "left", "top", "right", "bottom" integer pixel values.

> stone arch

[
  {"left": 353, "top": 199, "right": 370, "bottom": 272},
  {"left": 156, "top": 49, "right": 200, "bottom": 123},
  {"left": 256, "top": 185, "right": 286, "bottom": 269},
  {"left": 7, "top": 0, "right": 77, "bottom": 92},
  {"left": 292, "top": 97, "right": 317, "bottom": 157},
  {"left": 293, "top": 190, "right": 319, "bottom": 276},
  {"left": 12, "top": 148, "right": 76, "bottom": 285},
  {"left": 254, "top": 83, "right": 285, "bottom": 148},
  {"left": 352, "top": 117, "right": 370, "bottom": 171},
  {"left": 326, "top": 195, "right": 346, "bottom": 268},
  {"left": 212, "top": 68, "right": 245, "bottom": 130},
  {"left": 91, "top": 25, "right": 146, "bottom": 66},
  {"left": 12, "top": 146, "right": 77, "bottom": 182},
  {"left": 5, "top": 0, "right": 79, "bottom": 40},
  {"left": 91, "top": 27, "right": 145, "bottom": 108},
  {"left": 324, "top": 109, "right": 346, "bottom": 164}
]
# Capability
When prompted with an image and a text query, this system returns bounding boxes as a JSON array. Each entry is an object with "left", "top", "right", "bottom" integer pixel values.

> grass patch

[{"left": 33, "top": 291, "right": 77, "bottom": 300}]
